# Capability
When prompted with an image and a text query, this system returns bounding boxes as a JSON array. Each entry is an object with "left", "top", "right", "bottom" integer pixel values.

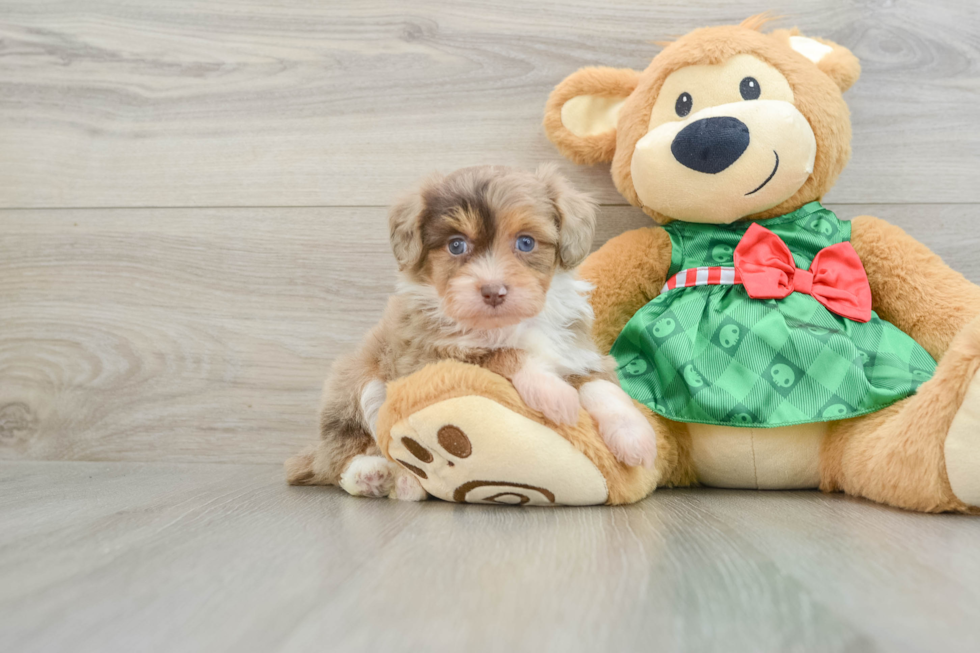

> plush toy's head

[{"left": 544, "top": 15, "right": 861, "bottom": 224}]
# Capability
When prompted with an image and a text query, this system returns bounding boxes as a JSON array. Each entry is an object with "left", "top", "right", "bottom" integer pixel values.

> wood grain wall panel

[
  {"left": 1, "top": 203, "right": 975, "bottom": 463},
  {"left": 0, "top": 0, "right": 978, "bottom": 207}
]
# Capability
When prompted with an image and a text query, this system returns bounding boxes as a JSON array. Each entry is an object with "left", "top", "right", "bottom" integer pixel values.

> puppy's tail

[
  {"left": 285, "top": 437, "right": 376, "bottom": 486},
  {"left": 284, "top": 445, "right": 319, "bottom": 485}
]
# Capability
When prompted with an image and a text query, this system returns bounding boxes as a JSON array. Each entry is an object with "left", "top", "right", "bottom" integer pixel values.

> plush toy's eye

[
  {"left": 447, "top": 237, "right": 468, "bottom": 256},
  {"left": 675, "top": 92, "right": 693, "bottom": 117},
  {"left": 516, "top": 235, "right": 536, "bottom": 253},
  {"left": 739, "top": 77, "right": 761, "bottom": 100}
]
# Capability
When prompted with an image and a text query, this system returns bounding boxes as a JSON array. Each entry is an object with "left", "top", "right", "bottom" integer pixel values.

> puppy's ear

[
  {"left": 537, "top": 164, "right": 598, "bottom": 269},
  {"left": 388, "top": 189, "right": 425, "bottom": 271}
]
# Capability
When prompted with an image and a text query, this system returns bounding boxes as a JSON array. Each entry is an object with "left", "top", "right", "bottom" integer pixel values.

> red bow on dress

[{"left": 733, "top": 223, "right": 872, "bottom": 323}]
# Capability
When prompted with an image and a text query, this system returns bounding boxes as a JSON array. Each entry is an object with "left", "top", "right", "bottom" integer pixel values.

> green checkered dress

[{"left": 611, "top": 202, "right": 936, "bottom": 427}]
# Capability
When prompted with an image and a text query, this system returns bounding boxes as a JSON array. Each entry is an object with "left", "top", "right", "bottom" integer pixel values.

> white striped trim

[{"left": 661, "top": 266, "right": 739, "bottom": 294}]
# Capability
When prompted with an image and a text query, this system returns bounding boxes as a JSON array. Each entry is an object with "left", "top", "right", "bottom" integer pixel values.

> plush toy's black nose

[{"left": 671, "top": 117, "right": 750, "bottom": 174}]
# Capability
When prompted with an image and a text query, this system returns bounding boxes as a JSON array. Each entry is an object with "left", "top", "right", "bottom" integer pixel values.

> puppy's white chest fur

[{"left": 513, "top": 273, "right": 605, "bottom": 377}]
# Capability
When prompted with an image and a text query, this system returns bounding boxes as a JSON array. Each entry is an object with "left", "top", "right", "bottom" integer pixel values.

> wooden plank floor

[
  {"left": 2, "top": 1, "right": 980, "bottom": 651},
  {"left": 3, "top": 462, "right": 980, "bottom": 653}
]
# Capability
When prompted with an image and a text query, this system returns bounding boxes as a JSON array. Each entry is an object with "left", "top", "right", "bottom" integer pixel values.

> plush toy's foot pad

[
  {"left": 945, "top": 369, "right": 980, "bottom": 508},
  {"left": 387, "top": 395, "right": 608, "bottom": 506}
]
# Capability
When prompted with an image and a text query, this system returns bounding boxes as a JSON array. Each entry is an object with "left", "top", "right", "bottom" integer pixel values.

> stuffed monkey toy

[{"left": 373, "top": 16, "right": 980, "bottom": 512}]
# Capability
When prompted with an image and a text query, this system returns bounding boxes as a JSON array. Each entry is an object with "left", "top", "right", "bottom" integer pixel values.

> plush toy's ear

[
  {"left": 535, "top": 164, "right": 598, "bottom": 269},
  {"left": 543, "top": 67, "right": 640, "bottom": 165},
  {"left": 775, "top": 29, "right": 861, "bottom": 92}
]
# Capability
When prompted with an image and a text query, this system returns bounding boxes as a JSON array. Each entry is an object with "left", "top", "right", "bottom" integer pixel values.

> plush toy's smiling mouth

[
  {"left": 629, "top": 101, "right": 816, "bottom": 223},
  {"left": 745, "top": 151, "right": 779, "bottom": 196}
]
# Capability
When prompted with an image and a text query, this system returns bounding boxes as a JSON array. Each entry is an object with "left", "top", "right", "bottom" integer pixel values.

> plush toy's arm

[
  {"left": 579, "top": 226, "right": 673, "bottom": 354},
  {"left": 850, "top": 215, "right": 980, "bottom": 360}
]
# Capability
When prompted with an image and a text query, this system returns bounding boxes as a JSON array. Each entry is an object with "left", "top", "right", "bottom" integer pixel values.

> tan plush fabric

[
  {"left": 376, "top": 360, "right": 671, "bottom": 505},
  {"left": 374, "top": 18, "right": 980, "bottom": 511},
  {"left": 687, "top": 422, "right": 826, "bottom": 489},
  {"left": 544, "top": 20, "right": 858, "bottom": 223},
  {"left": 543, "top": 67, "right": 639, "bottom": 165},
  {"left": 561, "top": 95, "right": 626, "bottom": 138},
  {"left": 540, "top": 17, "right": 980, "bottom": 512},
  {"left": 387, "top": 395, "right": 609, "bottom": 506},
  {"left": 946, "top": 373, "right": 980, "bottom": 507}
]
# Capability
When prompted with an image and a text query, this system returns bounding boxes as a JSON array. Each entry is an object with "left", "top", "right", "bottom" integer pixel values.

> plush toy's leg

[
  {"left": 376, "top": 360, "right": 680, "bottom": 505},
  {"left": 821, "top": 316, "right": 980, "bottom": 513}
]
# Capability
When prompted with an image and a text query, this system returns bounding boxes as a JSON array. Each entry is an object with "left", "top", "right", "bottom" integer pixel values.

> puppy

[{"left": 285, "top": 165, "right": 658, "bottom": 500}]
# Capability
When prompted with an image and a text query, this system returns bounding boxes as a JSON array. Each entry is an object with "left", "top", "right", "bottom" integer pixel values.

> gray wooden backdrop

[
  {"left": 2, "top": 0, "right": 979, "bottom": 465},
  {"left": 5, "top": 3, "right": 980, "bottom": 652}
]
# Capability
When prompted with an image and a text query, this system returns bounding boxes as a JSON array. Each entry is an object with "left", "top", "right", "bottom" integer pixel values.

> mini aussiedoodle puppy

[{"left": 286, "top": 165, "right": 657, "bottom": 500}]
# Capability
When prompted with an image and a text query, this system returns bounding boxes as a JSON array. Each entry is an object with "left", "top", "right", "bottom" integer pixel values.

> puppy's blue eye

[
  {"left": 447, "top": 238, "right": 468, "bottom": 256},
  {"left": 516, "top": 236, "right": 536, "bottom": 252}
]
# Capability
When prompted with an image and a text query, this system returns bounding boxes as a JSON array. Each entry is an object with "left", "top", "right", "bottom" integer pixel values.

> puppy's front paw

[
  {"left": 599, "top": 410, "right": 658, "bottom": 469},
  {"left": 339, "top": 455, "right": 395, "bottom": 498},
  {"left": 512, "top": 367, "right": 580, "bottom": 425},
  {"left": 580, "top": 380, "right": 658, "bottom": 469}
]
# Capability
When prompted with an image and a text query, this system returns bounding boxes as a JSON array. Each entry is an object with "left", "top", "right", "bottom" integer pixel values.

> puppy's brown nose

[{"left": 481, "top": 283, "right": 507, "bottom": 307}]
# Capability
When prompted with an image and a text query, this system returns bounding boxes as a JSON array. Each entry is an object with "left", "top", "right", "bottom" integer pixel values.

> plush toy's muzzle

[
  {"left": 670, "top": 116, "right": 750, "bottom": 174},
  {"left": 631, "top": 99, "right": 816, "bottom": 224}
]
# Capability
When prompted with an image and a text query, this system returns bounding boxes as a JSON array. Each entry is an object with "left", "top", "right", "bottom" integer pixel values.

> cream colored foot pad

[
  {"left": 387, "top": 395, "right": 608, "bottom": 506},
  {"left": 946, "top": 371, "right": 980, "bottom": 508}
]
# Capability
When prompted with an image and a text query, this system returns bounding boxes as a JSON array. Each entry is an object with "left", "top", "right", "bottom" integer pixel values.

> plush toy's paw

[
  {"left": 512, "top": 367, "right": 580, "bottom": 425},
  {"left": 386, "top": 395, "right": 608, "bottom": 506},
  {"left": 580, "top": 380, "right": 658, "bottom": 469},
  {"left": 945, "top": 369, "right": 980, "bottom": 508},
  {"left": 389, "top": 472, "right": 428, "bottom": 502},
  {"left": 338, "top": 455, "right": 396, "bottom": 498}
]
